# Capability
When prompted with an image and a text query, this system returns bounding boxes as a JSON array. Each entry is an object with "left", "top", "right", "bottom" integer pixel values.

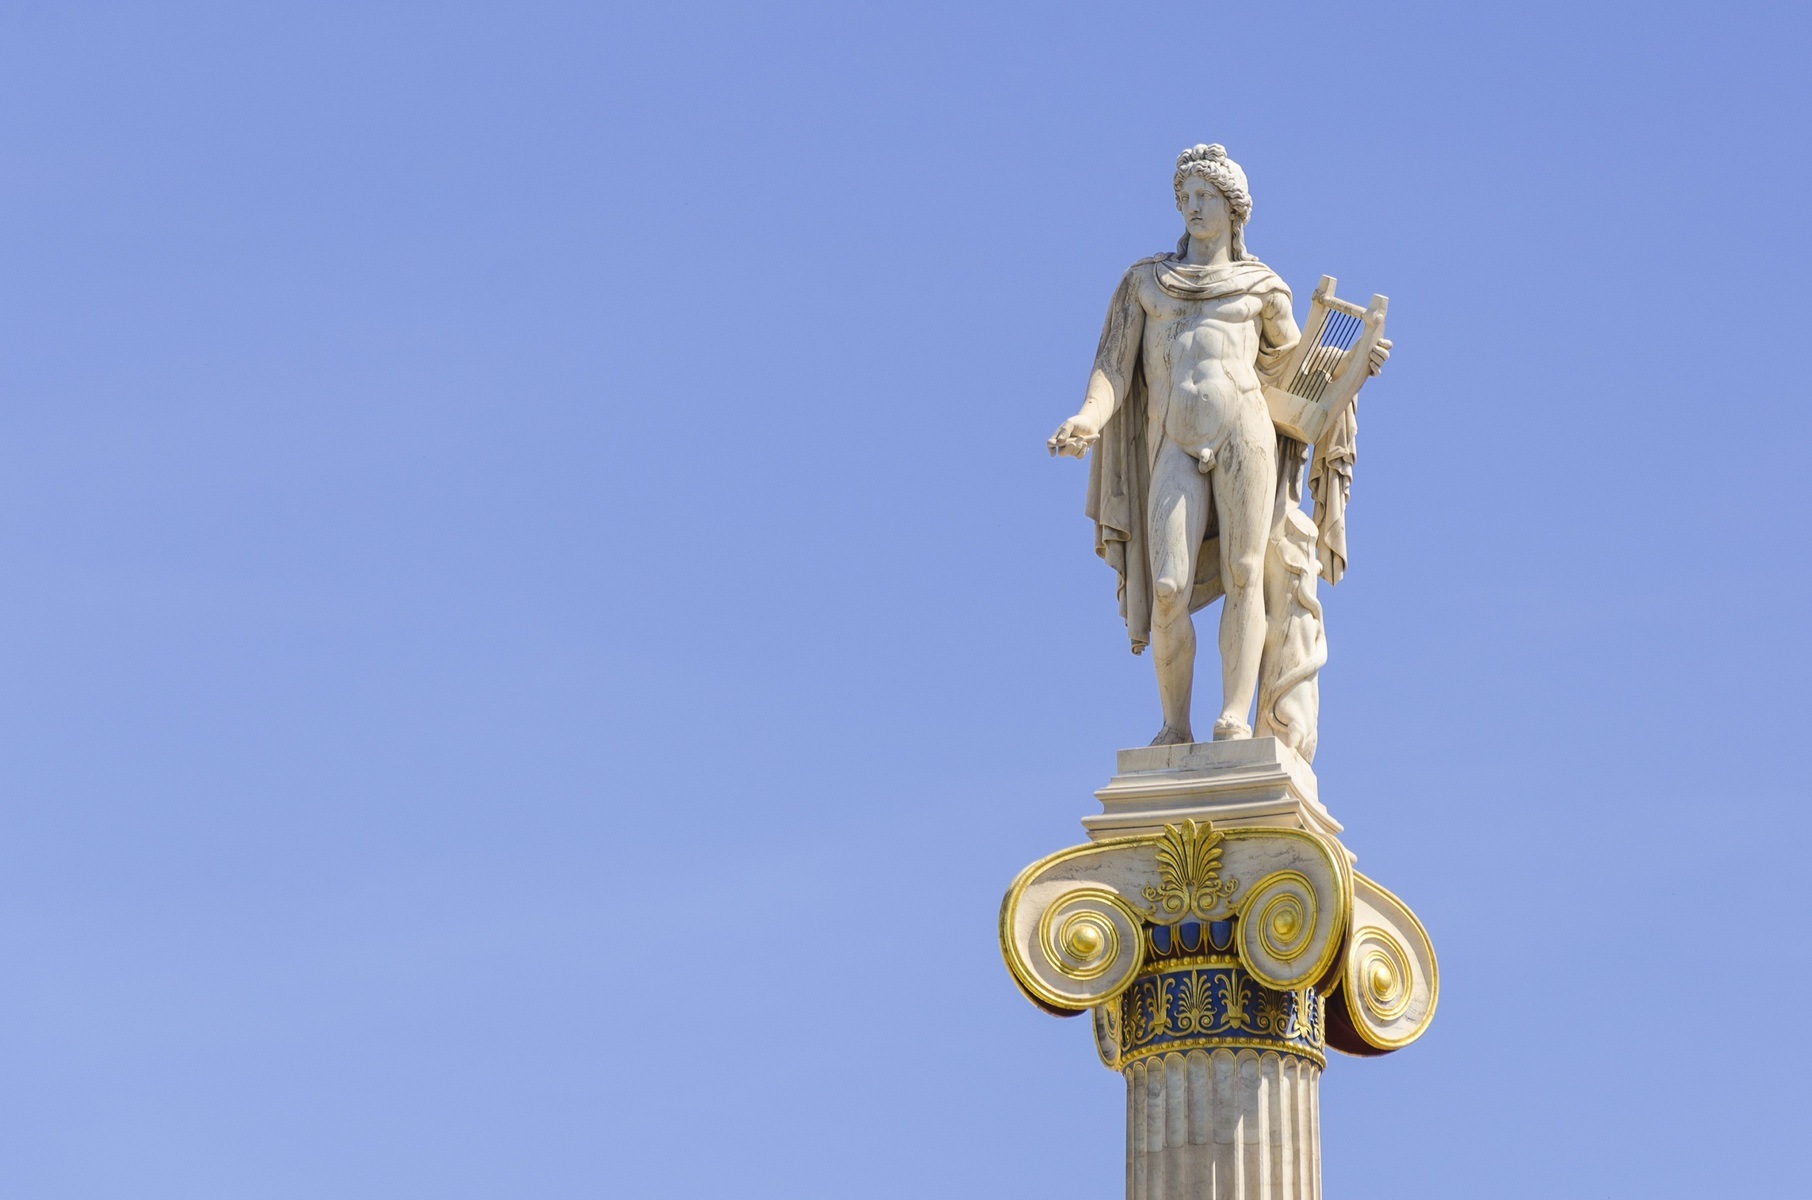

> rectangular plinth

[{"left": 1082, "top": 736, "right": 1344, "bottom": 845}]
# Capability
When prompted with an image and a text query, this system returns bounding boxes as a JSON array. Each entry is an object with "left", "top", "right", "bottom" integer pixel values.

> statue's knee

[
  {"left": 1153, "top": 575, "right": 1186, "bottom": 613},
  {"left": 1225, "top": 552, "right": 1264, "bottom": 593}
]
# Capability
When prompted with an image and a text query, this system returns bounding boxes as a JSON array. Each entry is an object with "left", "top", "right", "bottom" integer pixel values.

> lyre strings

[{"left": 1286, "top": 307, "right": 1365, "bottom": 403}]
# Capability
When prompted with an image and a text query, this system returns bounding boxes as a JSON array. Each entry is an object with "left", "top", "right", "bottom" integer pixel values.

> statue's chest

[{"left": 1147, "top": 291, "right": 1262, "bottom": 332}]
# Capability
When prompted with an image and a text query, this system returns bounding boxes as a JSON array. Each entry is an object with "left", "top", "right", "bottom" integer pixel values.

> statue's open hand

[
  {"left": 1366, "top": 338, "right": 1392, "bottom": 377},
  {"left": 1047, "top": 417, "right": 1101, "bottom": 458}
]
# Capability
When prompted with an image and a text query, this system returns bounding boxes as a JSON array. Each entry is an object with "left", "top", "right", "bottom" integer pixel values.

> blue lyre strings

[{"left": 1286, "top": 307, "right": 1364, "bottom": 401}]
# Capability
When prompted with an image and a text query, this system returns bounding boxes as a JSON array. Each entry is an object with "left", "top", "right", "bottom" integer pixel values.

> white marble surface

[
  {"left": 1084, "top": 736, "right": 1342, "bottom": 845},
  {"left": 1126, "top": 1049, "right": 1321, "bottom": 1200},
  {"left": 1046, "top": 144, "right": 1387, "bottom": 759}
]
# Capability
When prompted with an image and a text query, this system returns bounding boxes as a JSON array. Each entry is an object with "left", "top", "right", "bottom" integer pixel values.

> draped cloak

[{"left": 1084, "top": 254, "right": 1301, "bottom": 653}]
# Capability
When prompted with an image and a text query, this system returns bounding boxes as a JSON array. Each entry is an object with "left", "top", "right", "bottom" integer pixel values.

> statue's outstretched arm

[{"left": 1049, "top": 270, "right": 1145, "bottom": 458}]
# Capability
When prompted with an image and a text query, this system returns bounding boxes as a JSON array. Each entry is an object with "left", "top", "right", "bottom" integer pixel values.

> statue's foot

[
  {"left": 1148, "top": 724, "right": 1194, "bottom": 747},
  {"left": 1211, "top": 717, "right": 1252, "bottom": 741}
]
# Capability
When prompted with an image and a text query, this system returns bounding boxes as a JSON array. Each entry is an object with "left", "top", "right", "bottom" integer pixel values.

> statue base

[{"left": 1082, "top": 737, "right": 1344, "bottom": 847}]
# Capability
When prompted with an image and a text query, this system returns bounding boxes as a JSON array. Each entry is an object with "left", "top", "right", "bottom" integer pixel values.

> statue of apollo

[{"left": 1049, "top": 144, "right": 1388, "bottom": 750}]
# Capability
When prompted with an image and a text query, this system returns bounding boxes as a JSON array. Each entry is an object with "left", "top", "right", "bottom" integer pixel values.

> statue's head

[{"left": 1173, "top": 144, "right": 1252, "bottom": 260}]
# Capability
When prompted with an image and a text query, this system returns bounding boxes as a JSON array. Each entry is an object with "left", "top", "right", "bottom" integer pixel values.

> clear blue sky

[{"left": 1, "top": 2, "right": 1807, "bottom": 1196}]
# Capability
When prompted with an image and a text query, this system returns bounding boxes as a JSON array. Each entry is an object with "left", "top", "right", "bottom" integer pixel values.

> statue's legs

[
  {"left": 1209, "top": 430, "right": 1276, "bottom": 738},
  {"left": 1146, "top": 441, "right": 1212, "bottom": 745}
]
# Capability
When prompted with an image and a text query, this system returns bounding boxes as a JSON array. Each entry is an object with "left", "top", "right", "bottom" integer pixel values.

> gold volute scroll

[
  {"left": 1325, "top": 870, "right": 1439, "bottom": 1054},
  {"left": 1236, "top": 867, "right": 1342, "bottom": 991},
  {"left": 1005, "top": 884, "right": 1146, "bottom": 1014}
]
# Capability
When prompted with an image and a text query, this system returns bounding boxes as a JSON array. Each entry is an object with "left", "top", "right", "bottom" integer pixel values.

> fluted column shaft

[
  {"left": 1092, "top": 934, "right": 1328, "bottom": 1200},
  {"left": 1125, "top": 1048, "right": 1320, "bottom": 1200}
]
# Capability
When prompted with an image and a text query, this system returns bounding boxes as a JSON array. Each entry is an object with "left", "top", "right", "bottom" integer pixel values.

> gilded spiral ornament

[
  {"left": 1257, "top": 890, "right": 1311, "bottom": 961},
  {"left": 1006, "top": 886, "right": 1144, "bottom": 1012},
  {"left": 1236, "top": 869, "right": 1340, "bottom": 991},
  {"left": 1330, "top": 871, "right": 1438, "bottom": 1052},
  {"left": 1050, "top": 906, "right": 1120, "bottom": 981},
  {"left": 1352, "top": 929, "right": 1413, "bottom": 1021}
]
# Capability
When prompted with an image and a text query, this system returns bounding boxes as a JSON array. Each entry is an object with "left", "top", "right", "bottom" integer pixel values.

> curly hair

[{"left": 1173, "top": 143, "right": 1252, "bottom": 260}]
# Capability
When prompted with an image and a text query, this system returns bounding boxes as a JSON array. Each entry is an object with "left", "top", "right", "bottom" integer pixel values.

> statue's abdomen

[{"left": 1148, "top": 299, "right": 1267, "bottom": 456}]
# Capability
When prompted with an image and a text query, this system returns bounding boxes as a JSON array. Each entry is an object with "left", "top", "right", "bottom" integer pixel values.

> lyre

[{"left": 1263, "top": 276, "right": 1387, "bottom": 445}]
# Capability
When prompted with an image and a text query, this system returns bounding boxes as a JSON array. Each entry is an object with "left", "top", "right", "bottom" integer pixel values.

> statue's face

[{"left": 1176, "top": 175, "right": 1230, "bottom": 241}]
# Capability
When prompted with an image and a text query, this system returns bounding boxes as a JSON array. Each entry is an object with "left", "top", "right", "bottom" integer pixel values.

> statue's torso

[{"left": 1135, "top": 266, "right": 1271, "bottom": 456}]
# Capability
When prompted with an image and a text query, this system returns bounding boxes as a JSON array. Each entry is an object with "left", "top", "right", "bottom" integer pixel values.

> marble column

[
  {"left": 1094, "top": 924, "right": 1326, "bottom": 1200},
  {"left": 1126, "top": 1048, "right": 1320, "bottom": 1200}
]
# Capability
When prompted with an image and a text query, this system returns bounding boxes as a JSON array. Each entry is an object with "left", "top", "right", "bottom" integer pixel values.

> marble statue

[
  {"left": 1003, "top": 144, "right": 1435, "bottom": 1200},
  {"left": 1048, "top": 145, "right": 1388, "bottom": 755}
]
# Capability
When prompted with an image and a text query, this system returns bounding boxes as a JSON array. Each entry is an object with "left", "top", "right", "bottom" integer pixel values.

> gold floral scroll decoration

[{"left": 1142, "top": 820, "right": 1240, "bottom": 921}]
